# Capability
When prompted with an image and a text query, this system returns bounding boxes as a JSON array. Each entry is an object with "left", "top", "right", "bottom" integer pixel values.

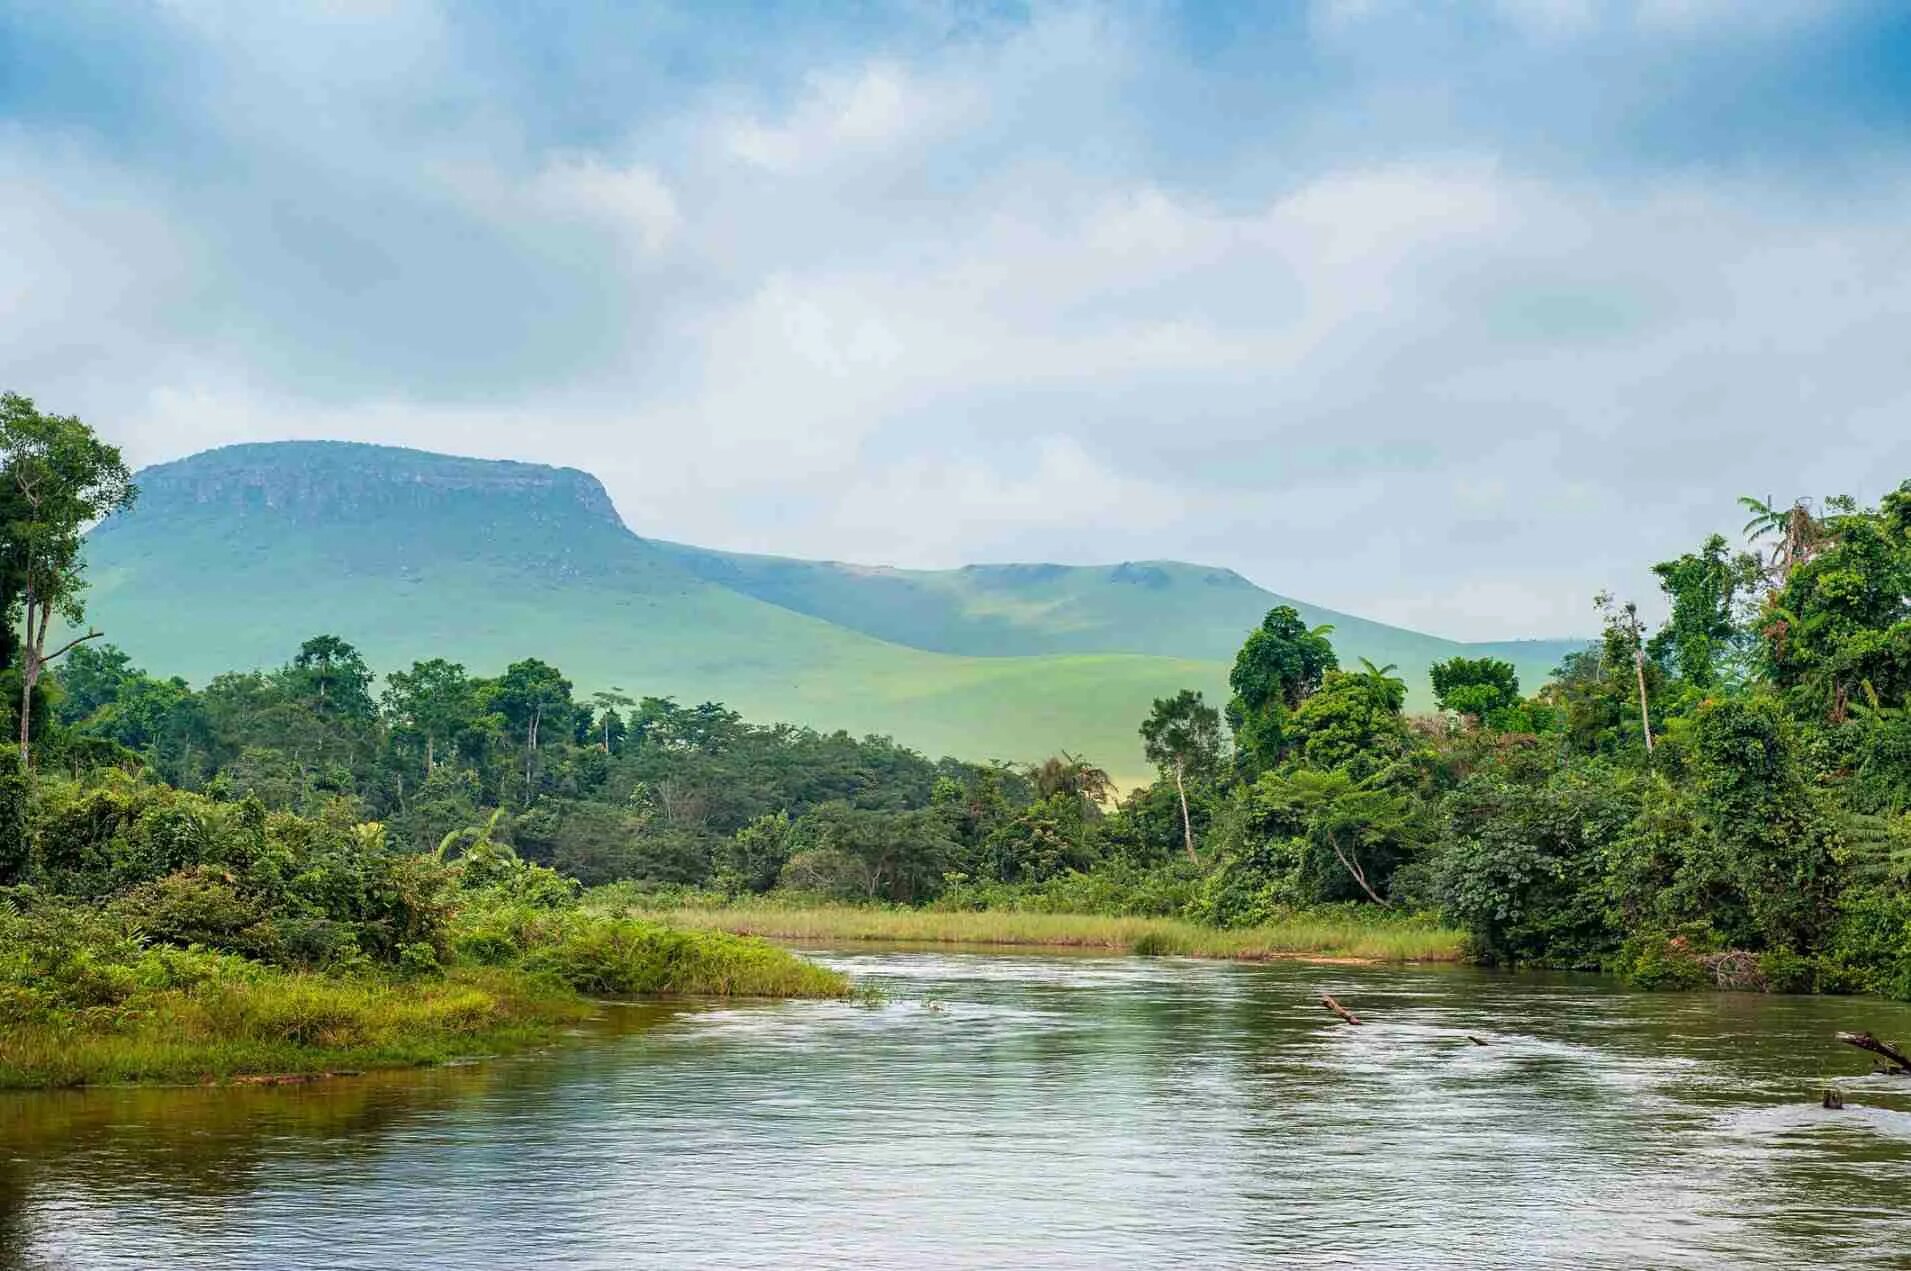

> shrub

[{"left": 1613, "top": 929, "right": 1714, "bottom": 990}]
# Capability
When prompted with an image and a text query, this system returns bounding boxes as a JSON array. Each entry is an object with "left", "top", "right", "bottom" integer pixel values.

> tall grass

[
  {"left": 0, "top": 966, "right": 584, "bottom": 1090},
  {"left": 454, "top": 902, "right": 852, "bottom": 999},
  {"left": 2, "top": 904, "right": 848, "bottom": 1089},
  {"left": 618, "top": 902, "right": 1466, "bottom": 963}
]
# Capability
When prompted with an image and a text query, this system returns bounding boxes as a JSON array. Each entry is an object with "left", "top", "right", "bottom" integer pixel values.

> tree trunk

[
  {"left": 425, "top": 735, "right": 435, "bottom": 774},
  {"left": 1320, "top": 994, "right": 1361, "bottom": 1025},
  {"left": 1173, "top": 761, "right": 1198, "bottom": 865},
  {"left": 1633, "top": 646, "right": 1654, "bottom": 754},
  {"left": 1838, "top": 1031, "right": 1911, "bottom": 1073},
  {"left": 1327, "top": 830, "right": 1390, "bottom": 906},
  {"left": 14, "top": 589, "right": 102, "bottom": 770},
  {"left": 525, "top": 705, "right": 540, "bottom": 803},
  {"left": 17, "top": 582, "right": 39, "bottom": 767}
]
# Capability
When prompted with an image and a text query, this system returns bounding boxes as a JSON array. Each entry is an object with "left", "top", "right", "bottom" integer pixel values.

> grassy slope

[
  {"left": 653, "top": 541, "right": 1583, "bottom": 690},
  {"left": 81, "top": 442, "right": 1581, "bottom": 780}
]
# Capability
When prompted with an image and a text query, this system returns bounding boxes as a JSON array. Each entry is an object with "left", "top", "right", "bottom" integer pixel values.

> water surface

[{"left": 5, "top": 949, "right": 1910, "bottom": 1269}]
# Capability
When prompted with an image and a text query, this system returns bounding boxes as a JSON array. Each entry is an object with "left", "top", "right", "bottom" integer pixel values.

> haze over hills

[{"left": 81, "top": 442, "right": 1583, "bottom": 778}]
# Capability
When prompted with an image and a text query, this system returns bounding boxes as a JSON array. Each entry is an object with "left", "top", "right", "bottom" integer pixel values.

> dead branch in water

[
  {"left": 1837, "top": 1031, "right": 1911, "bottom": 1073},
  {"left": 1320, "top": 994, "right": 1361, "bottom": 1026}
]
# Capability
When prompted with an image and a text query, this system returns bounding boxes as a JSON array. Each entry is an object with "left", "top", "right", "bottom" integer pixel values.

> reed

[{"left": 617, "top": 902, "right": 1466, "bottom": 963}]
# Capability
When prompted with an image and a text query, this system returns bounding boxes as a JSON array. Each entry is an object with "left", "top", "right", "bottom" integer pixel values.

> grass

[
  {"left": 0, "top": 965, "right": 586, "bottom": 1090},
  {"left": 1, "top": 911, "right": 850, "bottom": 1091},
  {"left": 617, "top": 901, "right": 1467, "bottom": 964}
]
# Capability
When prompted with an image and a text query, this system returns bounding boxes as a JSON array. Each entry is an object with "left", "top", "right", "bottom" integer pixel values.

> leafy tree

[
  {"left": 1429, "top": 656, "right": 1520, "bottom": 723},
  {"left": 590, "top": 688, "right": 635, "bottom": 754},
  {"left": 291, "top": 635, "right": 376, "bottom": 722},
  {"left": 1139, "top": 689, "right": 1222, "bottom": 864},
  {"left": 1687, "top": 696, "right": 1840, "bottom": 951},
  {"left": 715, "top": 811, "right": 797, "bottom": 894},
  {"left": 383, "top": 658, "right": 479, "bottom": 773},
  {"left": 1227, "top": 605, "right": 1336, "bottom": 771},
  {"left": 1649, "top": 534, "right": 1759, "bottom": 689},
  {"left": 1595, "top": 592, "right": 1658, "bottom": 755},
  {"left": 54, "top": 643, "right": 141, "bottom": 724},
  {"left": 1438, "top": 766, "right": 1633, "bottom": 966},
  {"left": 1282, "top": 667, "right": 1410, "bottom": 781},
  {"left": 1759, "top": 482, "right": 1911, "bottom": 722},
  {"left": 489, "top": 659, "right": 574, "bottom": 802},
  {"left": 0, "top": 393, "right": 137, "bottom": 766},
  {"left": 787, "top": 802, "right": 960, "bottom": 903}
]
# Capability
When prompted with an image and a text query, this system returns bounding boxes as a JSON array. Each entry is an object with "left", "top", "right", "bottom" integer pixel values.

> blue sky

[{"left": 5, "top": 0, "right": 1910, "bottom": 638}]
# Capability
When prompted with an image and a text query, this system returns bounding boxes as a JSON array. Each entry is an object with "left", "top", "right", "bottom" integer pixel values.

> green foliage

[
  {"left": 1140, "top": 689, "right": 1223, "bottom": 781},
  {"left": 0, "top": 749, "right": 26, "bottom": 883},
  {"left": 1226, "top": 606, "right": 1338, "bottom": 771},
  {"left": 1648, "top": 534, "right": 1758, "bottom": 688},
  {"left": 14, "top": 455, "right": 1911, "bottom": 1010},
  {"left": 1429, "top": 657, "right": 1520, "bottom": 722},
  {"left": 1436, "top": 767, "right": 1632, "bottom": 967}
]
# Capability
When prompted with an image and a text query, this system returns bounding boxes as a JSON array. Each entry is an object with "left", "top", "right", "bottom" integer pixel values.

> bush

[{"left": 1612, "top": 930, "right": 1714, "bottom": 990}]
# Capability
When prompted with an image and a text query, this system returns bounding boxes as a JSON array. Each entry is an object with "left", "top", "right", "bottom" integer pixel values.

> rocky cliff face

[{"left": 118, "top": 441, "right": 625, "bottom": 531}]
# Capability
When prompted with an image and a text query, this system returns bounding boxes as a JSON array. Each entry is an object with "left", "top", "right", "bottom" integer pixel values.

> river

[{"left": 5, "top": 947, "right": 1910, "bottom": 1269}]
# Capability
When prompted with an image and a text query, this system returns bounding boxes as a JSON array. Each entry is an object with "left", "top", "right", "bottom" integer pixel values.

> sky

[{"left": 5, "top": 0, "right": 1910, "bottom": 640}]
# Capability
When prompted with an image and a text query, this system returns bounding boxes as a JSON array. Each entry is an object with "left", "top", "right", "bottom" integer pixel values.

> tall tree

[
  {"left": 1429, "top": 656, "right": 1520, "bottom": 723},
  {"left": 1226, "top": 605, "right": 1337, "bottom": 771},
  {"left": 0, "top": 393, "right": 136, "bottom": 767},
  {"left": 1597, "top": 592, "right": 1655, "bottom": 754},
  {"left": 291, "top": 634, "right": 376, "bottom": 721},
  {"left": 490, "top": 658, "right": 573, "bottom": 801},
  {"left": 383, "top": 658, "right": 477, "bottom": 773},
  {"left": 1649, "top": 534, "right": 1758, "bottom": 689},
  {"left": 1140, "top": 689, "right": 1222, "bottom": 864},
  {"left": 591, "top": 688, "right": 635, "bottom": 753},
  {"left": 1738, "top": 494, "right": 1826, "bottom": 582}
]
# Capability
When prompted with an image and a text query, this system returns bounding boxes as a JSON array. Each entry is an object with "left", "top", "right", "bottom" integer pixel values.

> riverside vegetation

[{"left": 5, "top": 393, "right": 1911, "bottom": 1086}]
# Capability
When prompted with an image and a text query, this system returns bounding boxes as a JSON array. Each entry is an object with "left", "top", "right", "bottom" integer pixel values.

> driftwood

[
  {"left": 1320, "top": 994, "right": 1361, "bottom": 1026},
  {"left": 1837, "top": 1031, "right": 1911, "bottom": 1074},
  {"left": 1466, "top": 1035, "right": 1488, "bottom": 1047}
]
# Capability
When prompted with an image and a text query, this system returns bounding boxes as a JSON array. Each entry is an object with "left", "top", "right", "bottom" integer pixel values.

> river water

[{"left": 5, "top": 946, "right": 1911, "bottom": 1269}]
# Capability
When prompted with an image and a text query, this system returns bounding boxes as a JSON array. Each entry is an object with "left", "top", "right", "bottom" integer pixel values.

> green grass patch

[
  {"left": 2, "top": 899, "right": 849, "bottom": 1090},
  {"left": 0, "top": 965, "right": 584, "bottom": 1090},
  {"left": 617, "top": 900, "right": 1466, "bottom": 963}
]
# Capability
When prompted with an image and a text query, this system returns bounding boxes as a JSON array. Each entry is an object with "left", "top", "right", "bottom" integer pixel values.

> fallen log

[
  {"left": 1837, "top": 1031, "right": 1911, "bottom": 1073},
  {"left": 1321, "top": 994, "right": 1361, "bottom": 1026}
]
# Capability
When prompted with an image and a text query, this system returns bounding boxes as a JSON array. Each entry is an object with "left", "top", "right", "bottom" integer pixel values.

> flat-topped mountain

[{"left": 83, "top": 442, "right": 1582, "bottom": 776}]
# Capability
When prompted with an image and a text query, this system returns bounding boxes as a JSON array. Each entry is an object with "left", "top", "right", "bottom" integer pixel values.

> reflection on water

[{"left": 5, "top": 952, "right": 1910, "bottom": 1269}]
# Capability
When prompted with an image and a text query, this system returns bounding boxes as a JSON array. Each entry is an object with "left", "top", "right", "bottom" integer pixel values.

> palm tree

[
  {"left": 436, "top": 809, "right": 516, "bottom": 869},
  {"left": 1355, "top": 658, "right": 1407, "bottom": 709},
  {"left": 1738, "top": 494, "right": 1823, "bottom": 580},
  {"left": 1027, "top": 753, "right": 1113, "bottom": 806}
]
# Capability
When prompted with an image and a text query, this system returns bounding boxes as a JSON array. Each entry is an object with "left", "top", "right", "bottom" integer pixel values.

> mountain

[{"left": 80, "top": 442, "right": 1584, "bottom": 779}]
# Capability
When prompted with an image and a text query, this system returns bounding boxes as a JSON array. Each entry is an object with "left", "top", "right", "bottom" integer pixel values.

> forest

[{"left": 5, "top": 389, "right": 1911, "bottom": 1076}]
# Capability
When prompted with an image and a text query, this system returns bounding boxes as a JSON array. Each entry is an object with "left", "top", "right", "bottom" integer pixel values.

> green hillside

[
  {"left": 652, "top": 541, "right": 1580, "bottom": 685},
  {"left": 79, "top": 442, "right": 1583, "bottom": 780}
]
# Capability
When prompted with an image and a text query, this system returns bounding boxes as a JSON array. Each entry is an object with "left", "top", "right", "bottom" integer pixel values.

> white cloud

[
  {"left": 532, "top": 157, "right": 682, "bottom": 257},
  {"left": 6, "top": 3, "right": 1910, "bottom": 641}
]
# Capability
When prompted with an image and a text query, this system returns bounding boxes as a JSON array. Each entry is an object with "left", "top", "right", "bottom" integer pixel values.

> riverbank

[
  {"left": 1, "top": 904, "right": 850, "bottom": 1090},
  {"left": 613, "top": 900, "right": 1467, "bottom": 963}
]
